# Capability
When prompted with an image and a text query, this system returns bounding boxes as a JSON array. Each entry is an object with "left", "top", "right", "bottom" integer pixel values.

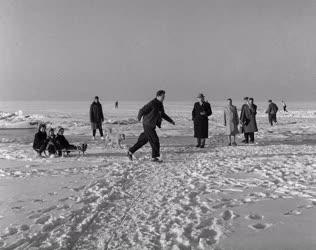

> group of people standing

[
  {"left": 127, "top": 91, "right": 286, "bottom": 162},
  {"left": 33, "top": 92, "right": 286, "bottom": 161}
]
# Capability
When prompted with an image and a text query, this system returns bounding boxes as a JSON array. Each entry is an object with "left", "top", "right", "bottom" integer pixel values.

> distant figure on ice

[
  {"left": 266, "top": 99, "right": 279, "bottom": 126},
  {"left": 224, "top": 98, "right": 239, "bottom": 146},
  {"left": 33, "top": 123, "right": 47, "bottom": 157},
  {"left": 282, "top": 100, "right": 288, "bottom": 112},
  {"left": 192, "top": 93, "right": 212, "bottom": 148},
  {"left": 90, "top": 96, "right": 104, "bottom": 140},
  {"left": 240, "top": 97, "right": 258, "bottom": 144},
  {"left": 115, "top": 100, "right": 119, "bottom": 109},
  {"left": 127, "top": 90, "right": 175, "bottom": 162},
  {"left": 55, "top": 127, "right": 87, "bottom": 156}
]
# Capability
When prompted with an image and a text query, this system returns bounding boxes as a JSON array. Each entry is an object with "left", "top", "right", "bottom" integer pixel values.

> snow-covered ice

[{"left": 0, "top": 101, "right": 316, "bottom": 249}]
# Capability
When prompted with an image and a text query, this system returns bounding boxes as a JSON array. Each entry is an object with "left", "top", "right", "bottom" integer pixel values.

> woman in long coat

[
  {"left": 240, "top": 97, "right": 258, "bottom": 143},
  {"left": 192, "top": 93, "right": 212, "bottom": 148},
  {"left": 90, "top": 96, "right": 104, "bottom": 140},
  {"left": 224, "top": 98, "right": 239, "bottom": 146}
]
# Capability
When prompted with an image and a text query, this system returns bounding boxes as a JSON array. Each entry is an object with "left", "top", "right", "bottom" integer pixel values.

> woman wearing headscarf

[
  {"left": 192, "top": 93, "right": 212, "bottom": 148},
  {"left": 224, "top": 98, "right": 239, "bottom": 146}
]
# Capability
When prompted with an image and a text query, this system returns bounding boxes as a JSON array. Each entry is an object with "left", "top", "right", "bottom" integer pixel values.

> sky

[{"left": 0, "top": 0, "right": 316, "bottom": 102}]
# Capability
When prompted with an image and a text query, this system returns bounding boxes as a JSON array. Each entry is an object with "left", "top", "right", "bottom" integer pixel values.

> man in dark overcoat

[
  {"left": 192, "top": 93, "right": 212, "bottom": 148},
  {"left": 240, "top": 97, "right": 258, "bottom": 143},
  {"left": 90, "top": 96, "right": 104, "bottom": 140}
]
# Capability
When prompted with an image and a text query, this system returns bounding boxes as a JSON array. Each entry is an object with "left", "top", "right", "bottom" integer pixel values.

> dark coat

[
  {"left": 46, "top": 135, "right": 57, "bottom": 154},
  {"left": 240, "top": 104, "right": 258, "bottom": 133},
  {"left": 192, "top": 102, "right": 212, "bottom": 138},
  {"left": 55, "top": 135, "right": 70, "bottom": 149},
  {"left": 266, "top": 103, "right": 279, "bottom": 115},
  {"left": 138, "top": 98, "right": 174, "bottom": 129},
  {"left": 90, "top": 102, "right": 104, "bottom": 127},
  {"left": 33, "top": 130, "right": 47, "bottom": 150}
]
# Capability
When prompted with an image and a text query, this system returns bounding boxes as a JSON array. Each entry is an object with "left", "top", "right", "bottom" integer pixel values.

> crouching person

[
  {"left": 56, "top": 127, "right": 87, "bottom": 156},
  {"left": 33, "top": 124, "right": 48, "bottom": 157}
]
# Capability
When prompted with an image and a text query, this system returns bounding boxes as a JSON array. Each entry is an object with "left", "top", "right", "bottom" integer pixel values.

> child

[
  {"left": 46, "top": 128, "right": 58, "bottom": 157},
  {"left": 55, "top": 127, "right": 87, "bottom": 156},
  {"left": 33, "top": 124, "right": 47, "bottom": 157}
]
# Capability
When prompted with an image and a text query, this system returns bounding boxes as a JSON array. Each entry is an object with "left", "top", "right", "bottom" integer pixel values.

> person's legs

[
  {"left": 92, "top": 129, "right": 96, "bottom": 137},
  {"left": 244, "top": 133, "right": 249, "bottom": 143},
  {"left": 200, "top": 138, "right": 206, "bottom": 148},
  {"left": 249, "top": 132, "right": 255, "bottom": 143},
  {"left": 144, "top": 127, "right": 160, "bottom": 158},
  {"left": 196, "top": 138, "right": 201, "bottom": 147},
  {"left": 232, "top": 135, "right": 237, "bottom": 146},
  {"left": 273, "top": 114, "right": 277, "bottom": 124},
  {"left": 228, "top": 135, "right": 232, "bottom": 145},
  {"left": 98, "top": 124, "right": 104, "bottom": 137},
  {"left": 268, "top": 115, "right": 273, "bottom": 126},
  {"left": 129, "top": 132, "right": 148, "bottom": 154}
]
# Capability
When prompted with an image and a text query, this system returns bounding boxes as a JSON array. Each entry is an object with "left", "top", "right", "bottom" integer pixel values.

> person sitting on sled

[
  {"left": 55, "top": 127, "right": 87, "bottom": 156},
  {"left": 46, "top": 128, "right": 58, "bottom": 157},
  {"left": 33, "top": 123, "right": 48, "bottom": 157}
]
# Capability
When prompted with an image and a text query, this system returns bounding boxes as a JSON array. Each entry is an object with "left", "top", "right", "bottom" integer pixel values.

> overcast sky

[{"left": 0, "top": 0, "right": 316, "bottom": 101}]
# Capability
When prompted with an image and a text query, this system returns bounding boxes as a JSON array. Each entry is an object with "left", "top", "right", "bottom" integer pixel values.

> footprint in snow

[
  {"left": 35, "top": 214, "right": 51, "bottom": 224},
  {"left": 284, "top": 209, "right": 302, "bottom": 216},
  {"left": 222, "top": 210, "right": 238, "bottom": 221},
  {"left": 20, "top": 224, "right": 30, "bottom": 231},
  {"left": 249, "top": 223, "right": 272, "bottom": 231},
  {"left": 33, "top": 199, "right": 44, "bottom": 203},
  {"left": 11, "top": 206, "right": 23, "bottom": 210},
  {"left": 3, "top": 226, "right": 18, "bottom": 236},
  {"left": 245, "top": 214, "right": 264, "bottom": 220}
]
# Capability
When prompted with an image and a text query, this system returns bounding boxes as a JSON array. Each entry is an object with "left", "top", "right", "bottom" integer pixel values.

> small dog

[{"left": 104, "top": 127, "right": 126, "bottom": 148}]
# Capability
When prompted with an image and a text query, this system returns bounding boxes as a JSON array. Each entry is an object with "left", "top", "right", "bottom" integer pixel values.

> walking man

[
  {"left": 266, "top": 99, "right": 279, "bottom": 126},
  {"left": 128, "top": 90, "right": 175, "bottom": 162},
  {"left": 90, "top": 96, "right": 104, "bottom": 140}
]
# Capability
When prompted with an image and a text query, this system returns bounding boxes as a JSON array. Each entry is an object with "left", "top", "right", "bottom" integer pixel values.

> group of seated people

[{"left": 33, "top": 124, "right": 87, "bottom": 157}]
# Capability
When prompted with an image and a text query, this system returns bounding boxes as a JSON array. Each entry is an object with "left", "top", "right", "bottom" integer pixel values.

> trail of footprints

[{"left": 1, "top": 146, "right": 316, "bottom": 249}]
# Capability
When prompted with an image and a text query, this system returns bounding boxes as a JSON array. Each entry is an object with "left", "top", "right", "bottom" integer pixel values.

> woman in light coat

[{"left": 224, "top": 98, "right": 239, "bottom": 146}]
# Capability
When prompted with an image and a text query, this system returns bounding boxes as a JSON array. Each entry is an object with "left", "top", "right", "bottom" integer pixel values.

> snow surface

[{"left": 0, "top": 101, "right": 316, "bottom": 249}]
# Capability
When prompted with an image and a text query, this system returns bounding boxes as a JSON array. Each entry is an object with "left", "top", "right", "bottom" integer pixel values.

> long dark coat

[
  {"left": 90, "top": 102, "right": 104, "bottom": 129},
  {"left": 240, "top": 104, "right": 258, "bottom": 133},
  {"left": 192, "top": 102, "right": 212, "bottom": 138}
]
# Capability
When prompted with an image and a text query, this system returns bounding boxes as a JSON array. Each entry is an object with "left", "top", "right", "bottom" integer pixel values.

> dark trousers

[
  {"left": 93, "top": 128, "right": 104, "bottom": 137},
  {"left": 129, "top": 125, "right": 160, "bottom": 158},
  {"left": 34, "top": 144, "right": 47, "bottom": 155},
  {"left": 244, "top": 132, "right": 254, "bottom": 143},
  {"left": 197, "top": 138, "right": 206, "bottom": 146},
  {"left": 47, "top": 144, "right": 57, "bottom": 155},
  {"left": 268, "top": 114, "right": 277, "bottom": 126}
]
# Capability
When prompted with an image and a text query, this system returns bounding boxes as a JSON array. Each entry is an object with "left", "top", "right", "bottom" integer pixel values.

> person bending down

[
  {"left": 127, "top": 90, "right": 175, "bottom": 162},
  {"left": 56, "top": 127, "right": 87, "bottom": 156},
  {"left": 33, "top": 124, "right": 48, "bottom": 157}
]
